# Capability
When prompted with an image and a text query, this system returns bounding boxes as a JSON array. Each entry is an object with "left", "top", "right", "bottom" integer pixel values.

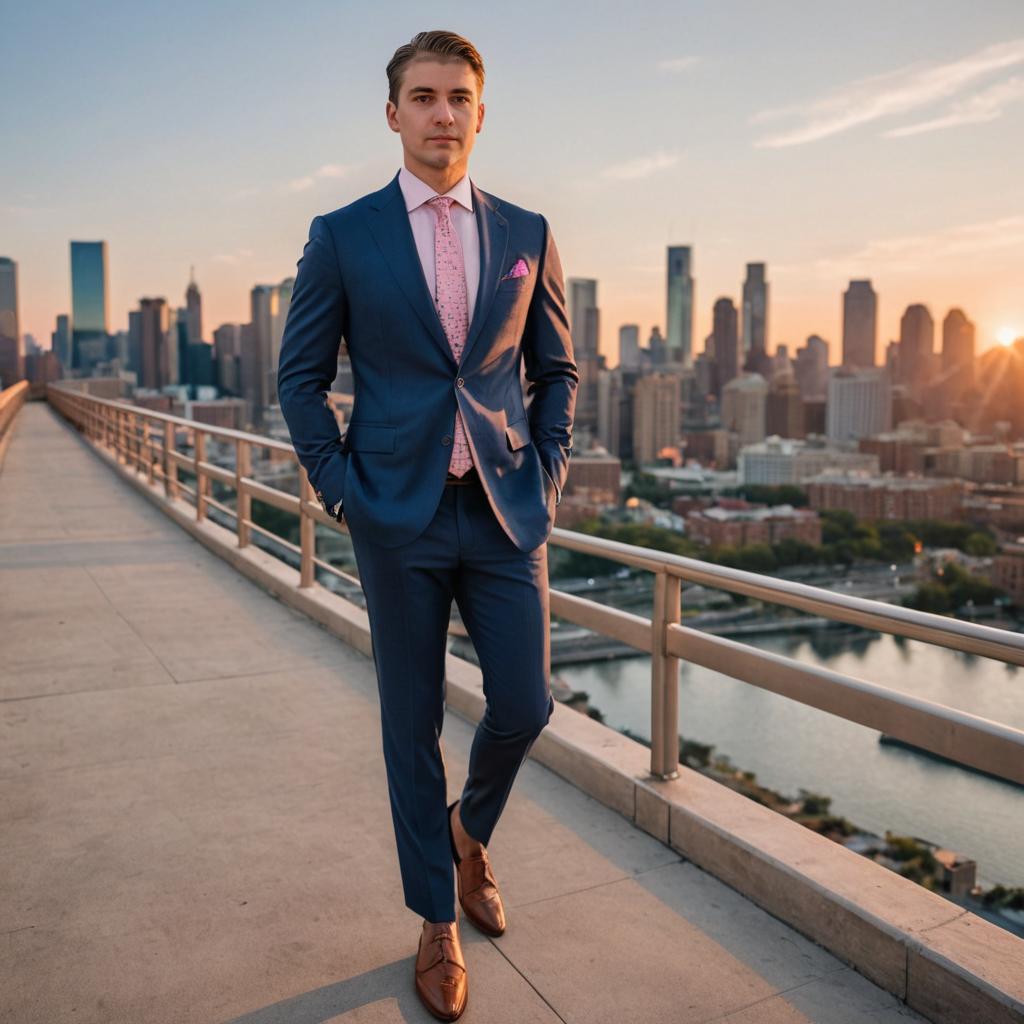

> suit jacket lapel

[
  {"left": 460, "top": 182, "right": 508, "bottom": 369},
  {"left": 366, "top": 173, "right": 453, "bottom": 363},
  {"left": 365, "top": 172, "right": 509, "bottom": 370}
]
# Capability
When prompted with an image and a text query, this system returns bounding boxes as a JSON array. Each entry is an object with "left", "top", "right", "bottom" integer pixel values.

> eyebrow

[{"left": 407, "top": 86, "right": 475, "bottom": 97}]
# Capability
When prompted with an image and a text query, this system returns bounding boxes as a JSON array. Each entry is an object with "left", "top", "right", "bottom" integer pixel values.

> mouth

[{"left": 429, "top": 137, "right": 458, "bottom": 143}]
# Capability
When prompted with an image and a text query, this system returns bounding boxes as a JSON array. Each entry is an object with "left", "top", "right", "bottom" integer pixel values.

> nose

[{"left": 433, "top": 100, "right": 455, "bottom": 126}]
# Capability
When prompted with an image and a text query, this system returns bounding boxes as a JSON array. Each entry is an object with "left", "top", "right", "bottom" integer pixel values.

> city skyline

[{"left": 3, "top": 2, "right": 1023, "bottom": 358}]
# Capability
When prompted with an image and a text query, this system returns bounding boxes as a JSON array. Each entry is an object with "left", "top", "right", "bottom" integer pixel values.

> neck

[{"left": 403, "top": 156, "right": 469, "bottom": 196}]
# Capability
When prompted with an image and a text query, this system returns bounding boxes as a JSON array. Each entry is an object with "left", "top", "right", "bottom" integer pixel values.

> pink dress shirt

[{"left": 398, "top": 166, "right": 481, "bottom": 326}]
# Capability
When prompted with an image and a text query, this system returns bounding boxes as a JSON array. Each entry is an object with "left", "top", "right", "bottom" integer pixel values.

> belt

[{"left": 445, "top": 466, "right": 480, "bottom": 486}]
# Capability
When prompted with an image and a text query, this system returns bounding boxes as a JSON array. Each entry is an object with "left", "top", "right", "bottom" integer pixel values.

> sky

[{"left": 2, "top": 0, "right": 1023, "bottom": 365}]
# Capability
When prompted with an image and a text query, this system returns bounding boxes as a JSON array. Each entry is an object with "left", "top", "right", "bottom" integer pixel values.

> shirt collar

[{"left": 398, "top": 165, "right": 474, "bottom": 214}]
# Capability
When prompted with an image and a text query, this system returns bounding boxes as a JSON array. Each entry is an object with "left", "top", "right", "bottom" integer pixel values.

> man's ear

[
  {"left": 386, "top": 99, "right": 400, "bottom": 133},
  {"left": 476, "top": 101, "right": 485, "bottom": 134}
]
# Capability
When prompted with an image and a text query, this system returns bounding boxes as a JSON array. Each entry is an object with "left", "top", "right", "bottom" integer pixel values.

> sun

[{"left": 997, "top": 326, "right": 1019, "bottom": 347}]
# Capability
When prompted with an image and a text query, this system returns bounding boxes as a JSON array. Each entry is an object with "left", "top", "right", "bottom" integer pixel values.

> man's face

[{"left": 386, "top": 57, "right": 485, "bottom": 176}]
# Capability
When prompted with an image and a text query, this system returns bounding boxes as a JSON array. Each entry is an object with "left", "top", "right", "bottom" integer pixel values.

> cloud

[
  {"left": 232, "top": 163, "right": 355, "bottom": 200},
  {"left": 602, "top": 150, "right": 681, "bottom": 181},
  {"left": 286, "top": 162, "right": 353, "bottom": 192},
  {"left": 214, "top": 247, "right": 254, "bottom": 265},
  {"left": 883, "top": 75, "right": 1024, "bottom": 137},
  {"left": 798, "top": 216, "right": 1024, "bottom": 277},
  {"left": 657, "top": 56, "right": 701, "bottom": 74},
  {"left": 2, "top": 203, "right": 55, "bottom": 216},
  {"left": 751, "top": 38, "right": 1024, "bottom": 147}
]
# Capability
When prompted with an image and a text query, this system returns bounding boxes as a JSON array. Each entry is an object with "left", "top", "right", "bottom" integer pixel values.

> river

[{"left": 555, "top": 629, "right": 1024, "bottom": 889}]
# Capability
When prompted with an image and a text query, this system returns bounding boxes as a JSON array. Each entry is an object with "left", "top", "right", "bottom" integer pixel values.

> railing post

[
  {"left": 164, "top": 420, "right": 178, "bottom": 500},
  {"left": 128, "top": 411, "right": 137, "bottom": 471},
  {"left": 194, "top": 429, "right": 207, "bottom": 521},
  {"left": 236, "top": 438, "right": 252, "bottom": 548},
  {"left": 650, "top": 570, "right": 681, "bottom": 779},
  {"left": 117, "top": 408, "right": 126, "bottom": 464},
  {"left": 144, "top": 419, "right": 155, "bottom": 484},
  {"left": 299, "top": 468, "right": 315, "bottom": 588},
  {"left": 132, "top": 411, "right": 141, "bottom": 472}
]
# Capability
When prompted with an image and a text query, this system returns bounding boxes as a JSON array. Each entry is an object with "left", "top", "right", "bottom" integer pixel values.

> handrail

[
  {"left": 46, "top": 382, "right": 1024, "bottom": 786},
  {"left": 0, "top": 379, "right": 30, "bottom": 436},
  {"left": 550, "top": 529, "right": 1024, "bottom": 666}
]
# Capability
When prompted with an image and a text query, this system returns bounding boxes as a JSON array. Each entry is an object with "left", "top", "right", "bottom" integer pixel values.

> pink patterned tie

[{"left": 427, "top": 195, "right": 474, "bottom": 477}]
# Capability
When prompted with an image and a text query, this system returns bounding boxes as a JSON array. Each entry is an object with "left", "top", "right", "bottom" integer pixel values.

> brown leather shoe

[
  {"left": 449, "top": 800, "right": 507, "bottom": 937},
  {"left": 415, "top": 919, "right": 468, "bottom": 1022}
]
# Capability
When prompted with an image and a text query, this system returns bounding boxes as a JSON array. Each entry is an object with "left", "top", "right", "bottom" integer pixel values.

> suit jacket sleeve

[
  {"left": 522, "top": 214, "right": 579, "bottom": 506},
  {"left": 277, "top": 214, "right": 349, "bottom": 511}
]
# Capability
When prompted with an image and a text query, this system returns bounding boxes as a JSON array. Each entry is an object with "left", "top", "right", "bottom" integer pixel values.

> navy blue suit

[{"left": 277, "top": 171, "right": 578, "bottom": 922}]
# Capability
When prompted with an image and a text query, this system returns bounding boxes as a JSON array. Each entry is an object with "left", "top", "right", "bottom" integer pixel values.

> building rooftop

[
  {"left": 2, "top": 398, "right": 1014, "bottom": 1022},
  {"left": 694, "top": 503, "right": 814, "bottom": 523}
]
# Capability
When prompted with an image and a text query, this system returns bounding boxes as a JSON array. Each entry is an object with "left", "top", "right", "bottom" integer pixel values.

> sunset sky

[{"left": 3, "top": 0, "right": 1023, "bottom": 364}]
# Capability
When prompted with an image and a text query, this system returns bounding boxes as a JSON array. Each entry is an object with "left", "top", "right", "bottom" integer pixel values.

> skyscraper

[
  {"left": 138, "top": 298, "right": 169, "bottom": 390},
  {"left": 185, "top": 267, "right": 203, "bottom": 347},
  {"left": 794, "top": 334, "right": 830, "bottom": 399},
  {"left": 766, "top": 369, "right": 804, "bottom": 439},
  {"left": 249, "top": 284, "right": 279, "bottom": 424},
  {"left": 70, "top": 241, "right": 110, "bottom": 373},
  {"left": 127, "top": 310, "right": 142, "bottom": 377},
  {"left": 239, "top": 322, "right": 259, "bottom": 427},
  {"left": 741, "top": 263, "right": 769, "bottom": 373},
  {"left": 213, "top": 323, "right": 243, "bottom": 394},
  {"left": 568, "top": 277, "right": 600, "bottom": 433},
  {"left": 269, "top": 277, "right": 294, "bottom": 403},
  {"left": 648, "top": 325, "right": 666, "bottom": 367},
  {"left": 712, "top": 297, "right": 739, "bottom": 394},
  {"left": 665, "top": 246, "right": 694, "bottom": 367},
  {"left": 941, "top": 308, "right": 975, "bottom": 379},
  {"left": 826, "top": 367, "right": 891, "bottom": 442},
  {"left": 633, "top": 372, "right": 681, "bottom": 464},
  {"left": 51, "top": 314, "right": 71, "bottom": 370},
  {"left": 618, "top": 324, "right": 640, "bottom": 370},
  {"left": 842, "top": 280, "right": 877, "bottom": 368},
  {"left": 897, "top": 303, "right": 935, "bottom": 394},
  {"left": 0, "top": 257, "right": 22, "bottom": 387},
  {"left": 722, "top": 373, "right": 768, "bottom": 446}
]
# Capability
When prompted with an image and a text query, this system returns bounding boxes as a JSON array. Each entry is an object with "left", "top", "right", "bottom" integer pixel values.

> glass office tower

[{"left": 70, "top": 241, "right": 110, "bottom": 371}]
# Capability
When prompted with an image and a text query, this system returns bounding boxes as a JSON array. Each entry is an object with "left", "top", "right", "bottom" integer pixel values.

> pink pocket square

[{"left": 500, "top": 258, "right": 529, "bottom": 281}]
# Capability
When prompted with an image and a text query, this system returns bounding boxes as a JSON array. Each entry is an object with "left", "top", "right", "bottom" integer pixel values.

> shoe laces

[{"left": 426, "top": 926, "right": 458, "bottom": 965}]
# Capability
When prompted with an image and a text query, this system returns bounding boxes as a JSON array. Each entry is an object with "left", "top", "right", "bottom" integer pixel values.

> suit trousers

[{"left": 348, "top": 469, "right": 555, "bottom": 923}]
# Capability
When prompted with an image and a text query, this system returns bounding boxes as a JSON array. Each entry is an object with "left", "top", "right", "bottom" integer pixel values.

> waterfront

[{"left": 556, "top": 628, "right": 1024, "bottom": 889}]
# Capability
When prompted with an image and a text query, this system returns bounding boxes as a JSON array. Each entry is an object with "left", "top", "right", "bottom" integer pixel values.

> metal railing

[
  {"left": 0, "top": 380, "right": 30, "bottom": 449},
  {"left": 47, "top": 384, "right": 1024, "bottom": 787}
]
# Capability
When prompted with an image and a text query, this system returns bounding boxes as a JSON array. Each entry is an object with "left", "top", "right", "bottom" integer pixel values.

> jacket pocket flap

[
  {"left": 344, "top": 423, "right": 397, "bottom": 453},
  {"left": 505, "top": 416, "right": 531, "bottom": 451}
]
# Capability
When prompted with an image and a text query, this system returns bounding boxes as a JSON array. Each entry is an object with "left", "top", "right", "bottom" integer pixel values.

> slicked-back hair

[{"left": 386, "top": 30, "right": 485, "bottom": 105}]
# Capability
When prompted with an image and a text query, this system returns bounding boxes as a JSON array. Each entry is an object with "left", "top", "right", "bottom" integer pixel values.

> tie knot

[{"left": 427, "top": 195, "right": 455, "bottom": 219}]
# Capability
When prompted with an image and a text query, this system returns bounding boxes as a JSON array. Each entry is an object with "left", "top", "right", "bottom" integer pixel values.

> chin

[{"left": 421, "top": 151, "right": 457, "bottom": 169}]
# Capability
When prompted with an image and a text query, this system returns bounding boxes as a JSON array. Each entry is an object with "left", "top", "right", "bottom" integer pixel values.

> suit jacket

[{"left": 277, "top": 170, "right": 579, "bottom": 552}]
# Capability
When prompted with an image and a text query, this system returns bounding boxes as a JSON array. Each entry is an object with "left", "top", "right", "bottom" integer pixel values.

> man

[{"left": 277, "top": 30, "right": 577, "bottom": 1022}]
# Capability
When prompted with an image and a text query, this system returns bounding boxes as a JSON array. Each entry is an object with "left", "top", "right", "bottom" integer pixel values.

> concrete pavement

[{"left": 1, "top": 402, "right": 926, "bottom": 1023}]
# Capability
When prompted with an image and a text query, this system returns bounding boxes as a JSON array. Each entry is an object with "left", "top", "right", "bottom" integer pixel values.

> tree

[{"left": 965, "top": 532, "right": 997, "bottom": 557}]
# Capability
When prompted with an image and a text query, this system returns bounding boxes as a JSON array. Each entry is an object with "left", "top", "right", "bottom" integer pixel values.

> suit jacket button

[
  {"left": 455, "top": 377, "right": 465, "bottom": 388},
  {"left": 442, "top": 435, "right": 452, "bottom": 446}
]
